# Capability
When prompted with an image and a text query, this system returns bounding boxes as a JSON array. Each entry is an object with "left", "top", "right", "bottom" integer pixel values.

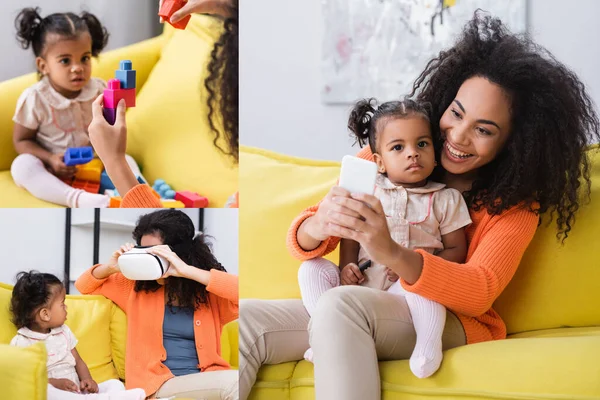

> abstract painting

[{"left": 321, "top": 0, "right": 527, "bottom": 103}]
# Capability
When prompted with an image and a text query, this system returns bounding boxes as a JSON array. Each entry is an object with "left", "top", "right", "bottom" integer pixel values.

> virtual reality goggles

[{"left": 117, "top": 246, "right": 171, "bottom": 281}]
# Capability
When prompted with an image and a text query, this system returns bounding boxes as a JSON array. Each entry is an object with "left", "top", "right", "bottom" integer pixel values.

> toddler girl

[
  {"left": 11, "top": 8, "right": 140, "bottom": 208},
  {"left": 299, "top": 98, "right": 471, "bottom": 378},
  {"left": 9, "top": 271, "right": 146, "bottom": 399}
]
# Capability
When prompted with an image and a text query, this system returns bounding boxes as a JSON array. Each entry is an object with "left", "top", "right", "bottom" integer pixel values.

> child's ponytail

[
  {"left": 348, "top": 98, "right": 377, "bottom": 151},
  {"left": 15, "top": 7, "right": 44, "bottom": 56},
  {"left": 80, "top": 11, "right": 109, "bottom": 56}
]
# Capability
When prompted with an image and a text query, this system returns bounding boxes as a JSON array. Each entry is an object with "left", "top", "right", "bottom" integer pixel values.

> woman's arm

[
  {"left": 206, "top": 270, "right": 239, "bottom": 324},
  {"left": 88, "top": 96, "right": 140, "bottom": 196},
  {"left": 399, "top": 208, "right": 538, "bottom": 316},
  {"left": 148, "top": 245, "right": 239, "bottom": 324},
  {"left": 88, "top": 95, "right": 164, "bottom": 208},
  {"left": 287, "top": 147, "right": 375, "bottom": 260},
  {"left": 74, "top": 265, "right": 134, "bottom": 312},
  {"left": 74, "top": 244, "right": 136, "bottom": 312}
]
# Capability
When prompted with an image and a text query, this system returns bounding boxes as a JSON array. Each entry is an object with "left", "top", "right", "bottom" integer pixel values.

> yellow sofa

[
  {"left": 0, "top": 15, "right": 237, "bottom": 208},
  {"left": 239, "top": 145, "right": 600, "bottom": 400},
  {"left": 0, "top": 282, "right": 239, "bottom": 399}
]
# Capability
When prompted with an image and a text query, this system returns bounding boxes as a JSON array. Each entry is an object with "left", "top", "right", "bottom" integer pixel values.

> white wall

[
  {"left": 240, "top": 0, "right": 600, "bottom": 161},
  {"left": 0, "top": 0, "right": 160, "bottom": 81},
  {"left": 0, "top": 209, "right": 238, "bottom": 292},
  {"left": 0, "top": 209, "right": 66, "bottom": 285}
]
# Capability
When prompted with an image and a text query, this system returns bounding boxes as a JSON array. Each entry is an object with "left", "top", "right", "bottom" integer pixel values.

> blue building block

[
  {"left": 115, "top": 60, "right": 136, "bottom": 89},
  {"left": 64, "top": 147, "right": 93, "bottom": 166},
  {"left": 137, "top": 176, "right": 146, "bottom": 184},
  {"left": 152, "top": 179, "right": 175, "bottom": 199},
  {"left": 100, "top": 170, "right": 115, "bottom": 193}
]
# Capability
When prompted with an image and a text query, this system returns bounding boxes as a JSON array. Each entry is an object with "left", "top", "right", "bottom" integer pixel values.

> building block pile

[
  {"left": 60, "top": 147, "right": 209, "bottom": 207},
  {"left": 103, "top": 60, "right": 136, "bottom": 125},
  {"left": 158, "top": 0, "right": 191, "bottom": 30}
]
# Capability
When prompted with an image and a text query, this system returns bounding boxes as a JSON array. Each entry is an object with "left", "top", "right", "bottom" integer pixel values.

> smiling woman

[
  {"left": 438, "top": 77, "right": 512, "bottom": 182},
  {"left": 238, "top": 11, "right": 600, "bottom": 400}
]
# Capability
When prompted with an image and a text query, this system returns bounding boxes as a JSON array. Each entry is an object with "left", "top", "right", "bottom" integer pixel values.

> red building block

[
  {"left": 72, "top": 179, "right": 100, "bottom": 194},
  {"left": 175, "top": 191, "right": 209, "bottom": 208},
  {"left": 104, "top": 79, "right": 135, "bottom": 109},
  {"left": 158, "top": 0, "right": 191, "bottom": 30}
]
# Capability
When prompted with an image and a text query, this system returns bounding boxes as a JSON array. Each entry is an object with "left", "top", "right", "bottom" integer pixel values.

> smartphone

[{"left": 338, "top": 155, "right": 378, "bottom": 195}]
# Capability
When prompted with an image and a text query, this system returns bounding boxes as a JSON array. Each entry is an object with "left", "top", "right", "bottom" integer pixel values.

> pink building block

[
  {"left": 104, "top": 79, "right": 136, "bottom": 109},
  {"left": 175, "top": 191, "right": 209, "bottom": 208}
]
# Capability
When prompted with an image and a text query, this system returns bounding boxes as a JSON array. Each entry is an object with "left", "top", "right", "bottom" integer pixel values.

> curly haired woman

[
  {"left": 238, "top": 12, "right": 600, "bottom": 400},
  {"left": 76, "top": 209, "right": 239, "bottom": 399}
]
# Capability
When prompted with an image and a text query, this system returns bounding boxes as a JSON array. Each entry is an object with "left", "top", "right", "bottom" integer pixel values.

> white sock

[
  {"left": 298, "top": 257, "right": 340, "bottom": 316},
  {"left": 404, "top": 292, "right": 446, "bottom": 378},
  {"left": 74, "top": 190, "right": 109, "bottom": 208},
  {"left": 303, "top": 347, "right": 314, "bottom": 363},
  {"left": 298, "top": 258, "right": 340, "bottom": 364},
  {"left": 11, "top": 153, "right": 107, "bottom": 208}
]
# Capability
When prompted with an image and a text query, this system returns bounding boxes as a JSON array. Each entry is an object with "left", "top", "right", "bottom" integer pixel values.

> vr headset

[{"left": 117, "top": 246, "right": 171, "bottom": 280}]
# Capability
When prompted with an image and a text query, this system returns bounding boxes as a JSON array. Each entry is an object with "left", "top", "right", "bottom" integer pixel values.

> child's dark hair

[
  {"left": 15, "top": 7, "right": 109, "bottom": 58},
  {"left": 132, "top": 210, "right": 227, "bottom": 311},
  {"left": 10, "top": 271, "right": 63, "bottom": 329},
  {"left": 348, "top": 98, "right": 431, "bottom": 153}
]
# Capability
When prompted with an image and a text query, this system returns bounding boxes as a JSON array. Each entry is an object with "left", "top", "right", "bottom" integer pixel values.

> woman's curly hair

[
  {"left": 410, "top": 11, "right": 600, "bottom": 241},
  {"left": 132, "top": 210, "right": 227, "bottom": 310},
  {"left": 204, "top": 0, "right": 238, "bottom": 162}
]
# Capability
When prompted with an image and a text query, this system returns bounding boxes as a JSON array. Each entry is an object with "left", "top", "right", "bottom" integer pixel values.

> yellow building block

[
  {"left": 75, "top": 158, "right": 103, "bottom": 182},
  {"left": 160, "top": 199, "right": 185, "bottom": 208}
]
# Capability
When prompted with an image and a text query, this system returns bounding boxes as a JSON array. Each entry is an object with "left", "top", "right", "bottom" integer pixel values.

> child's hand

[
  {"left": 340, "top": 263, "right": 365, "bottom": 285},
  {"left": 49, "top": 378, "right": 79, "bottom": 392},
  {"left": 49, "top": 153, "right": 77, "bottom": 178},
  {"left": 107, "top": 243, "right": 135, "bottom": 268},
  {"left": 80, "top": 378, "right": 99, "bottom": 393},
  {"left": 386, "top": 267, "right": 399, "bottom": 282}
]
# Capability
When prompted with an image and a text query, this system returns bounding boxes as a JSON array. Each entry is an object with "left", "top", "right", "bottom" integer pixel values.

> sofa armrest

[
  {"left": 221, "top": 320, "right": 239, "bottom": 369},
  {"left": 0, "top": 342, "right": 48, "bottom": 400},
  {"left": 0, "top": 34, "right": 167, "bottom": 171}
]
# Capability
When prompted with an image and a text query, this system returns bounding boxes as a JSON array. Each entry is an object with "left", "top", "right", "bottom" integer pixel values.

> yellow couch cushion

[
  {"left": 249, "top": 330, "right": 600, "bottom": 400},
  {"left": 495, "top": 146, "right": 600, "bottom": 334},
  {"left": 221, "top": 321, "right": 239, "bottom": 369},
  {"left": 0, "top": 171, "right": 62, "bottom": 208},
  {"left": 240, "top": 146, "right": 341, "bottom": 299},
  {"left": 126, "top": 14, "right": 238, "bottom": 207},
  {"left": 0, "top": 284, "right": 119, "bottom": 383},
  {"left": 110, "top": 305, "right": 128, "bottom": 380},
  {"left": 0, "top": 342, "right": 47, "bottom": 400}
]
